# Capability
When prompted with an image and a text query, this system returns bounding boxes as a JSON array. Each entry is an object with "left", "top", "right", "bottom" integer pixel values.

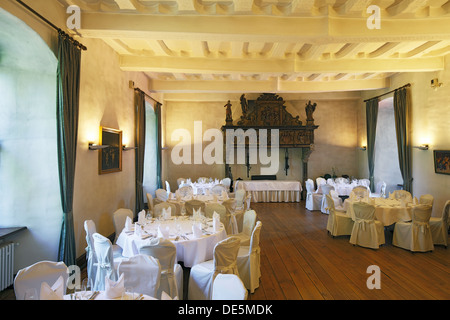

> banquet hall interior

[{"left": 0, "top": 0, "right": 449, "bottom": 301}]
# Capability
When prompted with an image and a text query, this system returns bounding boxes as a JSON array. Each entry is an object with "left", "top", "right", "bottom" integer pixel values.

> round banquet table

[
  {"left": 64, "top": 291, "right": 157, "bottom": 300},
  {"left": 116, "top": 217, "right": 227, "bottom": 267},
  {"left": 343, "top": 197, "right": 414, "bottom": 226}
]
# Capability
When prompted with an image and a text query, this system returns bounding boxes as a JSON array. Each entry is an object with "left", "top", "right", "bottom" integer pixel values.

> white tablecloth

[
  {"left": 344, "top": 198, "right": 414, "bottom": 226},
  {"left": 116, "top": 217, "right": 227, "bottom": 267},
  {"left": 64, "top": 291, "right": 157, "bottom": 300},
  {"left": 236, "top": 180, "right": 302, "bottom": 203}
]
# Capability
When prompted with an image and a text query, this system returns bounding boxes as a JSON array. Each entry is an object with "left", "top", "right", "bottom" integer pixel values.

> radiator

[{"left": 0, "top": 242, "right": 14, "bottom": 291}]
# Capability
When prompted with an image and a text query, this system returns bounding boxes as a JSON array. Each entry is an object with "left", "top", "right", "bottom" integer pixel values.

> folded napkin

[
  {"left": 104, "top": 273, "right": 125, "bottom": 299},
  {"left": 138, "top": 210, "right": 146, "bottom": 224},
  {"left": 124, "top": 216, "right": 133, "bottom": 232},
  {"left": 212, "top": 212, "right": 221, "bottom": 232},
  {"left": 162, "top": 207, "right": 172, "bottom": 219},
  {"left": 134, "top": 224, "right": 143, "bottom": 237},
  {"left": 161, "top": 291, "right": 179, "bottom": 300},
  {"left": 40, "top": 276, "right": 64, "bottom": 300},
  {"left": 192, "top": 222, "right": 203, "bottom": 238},
  {"left": 158, "top": 225, "right": 170, "bottom": 239}
]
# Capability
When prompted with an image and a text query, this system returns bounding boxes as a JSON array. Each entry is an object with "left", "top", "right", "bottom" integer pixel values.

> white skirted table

[{"left": 236, "top": 180, "right": 302, "bottom": 203}]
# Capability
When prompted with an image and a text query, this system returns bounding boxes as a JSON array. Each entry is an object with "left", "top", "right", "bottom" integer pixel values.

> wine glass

[
  {"left": 24, "top": 288, "right": 38, "bottom": 300},
  {"left": 122, "top": 287, "right": 135, "bottom": 300},
  {"left": 82, "top": 278, "right": 93, "bottom": 299}
]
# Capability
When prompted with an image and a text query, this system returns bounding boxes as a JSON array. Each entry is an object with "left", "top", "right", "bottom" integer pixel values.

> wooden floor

[{"left": 2, "top": 201, "right": 449, "bottom": 300}]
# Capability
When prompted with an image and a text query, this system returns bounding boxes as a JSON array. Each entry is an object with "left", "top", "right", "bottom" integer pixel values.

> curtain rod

[
  {"left": 134, "top": 87, "right": 161, "bottom": 105},
  {"left": 15, "top": 0, "right": 87, "bottom": 51},
  {"left": 364, "top": 83, "right": 410, "bottom": 102}
]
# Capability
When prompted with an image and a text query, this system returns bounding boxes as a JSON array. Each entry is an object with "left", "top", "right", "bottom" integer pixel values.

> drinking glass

[
  {"left": 24, "top": 288, "right": 38, "bottom": 300},
  {"left": 82, "top": 278, "right": 93, "bottom": 299}
]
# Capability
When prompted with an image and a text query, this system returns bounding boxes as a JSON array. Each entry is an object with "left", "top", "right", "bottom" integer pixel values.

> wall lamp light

[
  {"left": 122, "top": 145, "right": 137, "bottom": 151},
  {"left": 359, "top": 146, "right": 367, "bottom": 151},
  {"left": 413, "top": 144, "right": 429, "bottom": 151},
  {"left": 88, "top": 143, "right": 109, "bottom": 150}
]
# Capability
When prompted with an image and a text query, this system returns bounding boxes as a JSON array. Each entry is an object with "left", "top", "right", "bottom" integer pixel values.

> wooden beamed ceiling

[{"left": 58, "top": 0, "right": 450, "bottom": 93}]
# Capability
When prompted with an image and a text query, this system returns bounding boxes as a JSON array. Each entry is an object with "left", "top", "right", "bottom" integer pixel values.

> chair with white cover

[
  {"left": 234, "top": 189, "right": 246, "bottom": 211},
  {"left": 146, "top": 193, "right": 155, "bottom": 215},
  {"left": 316, "top": 177, "right": 326, "bottom": 188},
  {"left": 14, "top": 261, "right": 68, "bottom": 300},
  {"left": 419, "top": 194, "right": 434, "bottom": 206},
  {"left": 153, "top": 202, "right": 177, "bottom": 218},
  {"left": 222, "top": 178, "right": 231, "bottom": 191},
  {"left": 393, "top": 204, "right": 434, "bottom": 252},
  {"left": 185, "top": 199, "right": 206, "bottom": 215},
  {"left": 211, "top": 184, "right": 227, "bottom": 195},
  {"left": 112, "top": 208, "right": 133, "bottom": 244},
  {"left": 139, "top": 238, "right": 183, "bottom": 299},
  {"left": 177, "top": 178, "right": 186, "bottom": 188},
  {"left": 429, "top": 200, "right": 450, "bottom": 248},
  {"left": 205, "top": 202, "right": 227, "bottom": 221},
  {"left": 84, "top": 220, "right": 98, "bottom": 285},
  {"left": 117, "top": 254, "right": 161, "bottom": 298},
  {"left": 212, "top": 274, "right": 248, "bottom": 300},
  {"left": 390, "top": 190, "right": 412, "bottom": 203},
  {"left": 370, "top": 181, "right": 386, "bottom": 198},
  {"left": 326, "top": 195, "right": 354, "bottom": 237},
  {"left": 237, "top": 221, "right": 262, "bottom": 293},
  {"left": 245, "top": 194, "right": 252, "bottom": 210},
  {"left": 155, "top": 188, "right": 169, "bottom": 203},
  {"left": 177, "top": 185, "right": 194, "bottom": 198},
  {"left": 222, "top": 198, "right": 239, "bottom": 234},
  {"left": 305, "top": 179, "right": 322, "bottom": 211},
  {"left": 92, "top": 233, "right": 122, "bottom": 291},
  {"left": 234, "top": 210, "right": 257, "bottom": 246},
  {"left": 320, "top": 184, "right": 335, "bottom": 214},
  {"left": 188, "top": 236, "right": 241, "bottom": 300},
  {"left": 349, "top": 202, "right": 385, "bottom": 249},
  {"left": 359, "top": 179, "right": 370, "bottom": 188}
]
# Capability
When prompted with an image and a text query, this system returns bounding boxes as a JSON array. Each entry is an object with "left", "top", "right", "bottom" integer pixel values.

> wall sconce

[
  {"left": 122, "top": 145, "right": 137, "bottom": 151},
  {"left": 431, "top": 78, "right": 442, "bottom": 90},
  {"left": 359, "top": 146, "right": 367, "bottom": 151},
  {"left": 88, "top": 143, "right": 109, "bottom": 150},
  {"left": 413, "top": 144, "right": 429, "bottom": 150}
]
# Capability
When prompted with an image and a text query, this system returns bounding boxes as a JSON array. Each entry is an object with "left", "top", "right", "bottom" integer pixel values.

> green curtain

[
  {"left": 366, "top": 98, "right": 379, "bottom": 192},
  {"left": 135, "top": 90, "right": 146, "bottom": 215},
  {"left": 155, "top": 102, "right": 163, "bottom": 189},
  {"left": 56, "top": 32, "right": 81, "bottom": 266},
  {"left": 393, "top": 87, "right": 413, "bottom": 193}
]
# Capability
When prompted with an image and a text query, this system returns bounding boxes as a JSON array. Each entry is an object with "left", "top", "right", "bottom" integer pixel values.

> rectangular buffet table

[{"left": 236, "top": 180, "right": 302, "bottom": 203}]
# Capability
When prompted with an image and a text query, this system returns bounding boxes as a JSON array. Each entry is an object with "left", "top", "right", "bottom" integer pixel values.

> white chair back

[
  {"left": 153, "top": 202, "right": 177, "bottom": 218},
  {"left": 419, "top": 194, "right": 434, "bottom": 206},
  {"left": 185, "top": 199, "right": 206, "bottom": 215},
  {"left": 139, "top": 238, "right": 179, "bottom": 299},
  {"left": 14, "top": 261, "right": 68, "bottom": 300},
  {"left": 359, "top": 179, "right": 370, "bottom": 188},
  {"left": 113, "top": 208, "right": 133, "bottom": 243},
  {"left": 84, "top": 220, "right": 97, "bottom": 284},
  {"left": 391, "top": 190, "right": 412, "bottom": 202},
  {"left": 211, "top": 184, "right": 227, "bottom": 195},
  {"left": 235, "top": 189, "right": 246, "bottom": 209},
  {"left": 316, "top": 177, "right": 326, "bottom": 187},
  {"left": 242, "top": 210, "right": 257, "bottom": 237},
  {"left": 156, "top": 188, "right": 169, "bottom": 202},
  {"left": 205, "top": 203, "right": 227, "bottom": 220},
  {"left": 222, "top": 178, "right": 231, "bottom": 189},
  {"left": 212, "top": 274, "right": 247, "bottom": 300},
  {"left": 177, "top": 185, "right": 194, "bottom": 198},
  {"left": 165, "top": 181, "right": 171, "bottom": 194},
  {"left": 93, "top": 233, "right": 117, "bottom": 291},
  {"left": 350, "top": 186, "right": 369, "bottom": 199},
  {"left": 213, "top": 237, "right": 241, "bottom": 277},
  {"left": 117, "top": 254, "right": 161, "bottom": 298}
]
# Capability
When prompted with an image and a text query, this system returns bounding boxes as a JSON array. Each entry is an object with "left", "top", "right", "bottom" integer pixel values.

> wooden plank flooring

[
  {"left": 1, "top": 201, "right": 449, "bottom": 300},
  {"left": 247, "top": 201, "right": 450, "bottom": 300}
]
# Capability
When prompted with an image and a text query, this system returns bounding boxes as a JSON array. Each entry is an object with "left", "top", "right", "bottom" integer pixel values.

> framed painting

[
  {"left": 99, "top": 126, "right": 122, "bottom": 174},
  {"left": 433, "top": 150, "right": 450, "bottom": 175}
]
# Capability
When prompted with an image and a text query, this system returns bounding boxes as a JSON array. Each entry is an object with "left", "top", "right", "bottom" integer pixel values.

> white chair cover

[
  {"left": 419, "top": 194, "right": 434, "bottom": 206},
  {"left": 235, "top": 189, "right": 246, "bottom": 210},
  {"left": 393, "top": 204, "right": 434, "bottom": 252},
  {"left": 14, "top": 261, "right": 68, "bottom": 300},
  {"left": 117, "top": 254, "right": 161, "bottom": 298},
  {"left": 211, "top": 184, "right": 227, "bottom": 195},
  {"left": 349, "top": 202, "right": 385, "bottom": 249},
  {"left": 245, "top": 194, "right": 252, "bottom": 210},
  {"left": 139, "top": 238, "right": 183, "bottom": 299},
  {"left": 305, "top": 179, "right": 322, "bottom": 211},
  {"left": 113, "top": 208, "right": 133, "bottom": 243},
  {"left": 316, "top": 177, "right": 326, "bottom": 188},
  {"left": 212, "top": 274, "right": 248, "bottom": 300},
  {"left": 92, "top": 233, "right": 118, "bottom": 291},
  {"left": 320, "top": 184, "right": 335, "bottom": 214},
  {"left": 165, "top": 181, "right": 171, "bottom": 194},
  {"left": 222, "top": 198, "right": 239, "bottom": 234},
  {"left": 222, "top": 178, "right": 231, "bottom": 191},
  {"left": 350, "top": 186, "right": 370, "bottom": 200},
  {"left": 325, "top": 195, "right": 354, "bottom": 237},
  {"left": 153, "top": 202, "right": 177, "bottom": 218},
  {"left": 146, "top": 193, "right": 155, "bottom": 214},
  {"left": 178, "top": 185, "right": 194, "bottom": 198},
  {"left": 155, "top": 188, "right": 169, "bottom": 202},
  {"left": 84, "top": 220, "right": 98, "bottom": 285},
  {"left": 390, "top": 190, "right": 413, "bottom": 203},
  {"left": 429, "top": 200, "right": 450, "bottom": 247},
  {"left": 370, "top": 181, "right": 386, "bottom": 198},
  {"left": 234, "top": 210, "right": 257, "bottom": 246},
  {"left": 205, "top": 203, "right": 226, "bottom": 220},
  {"left": 188, "top": 236, "right": 241, "bottom": 300},
  {"left": 237, "top": 221, "right": 262, "bottom": 293}
]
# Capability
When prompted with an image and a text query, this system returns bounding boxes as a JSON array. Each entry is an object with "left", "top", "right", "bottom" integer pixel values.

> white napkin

[
  {"left": 124, "top": 216, "right": 133, "bottom": 232},
  {"left": 213, "top": 212, "right": 221, "bottom": 232},
  {"left": 40, "top": 276, "right": 64, "bottom": 300},
  {"left": 192, "top": 223, "right": 203, "bottom": 238},
  {"left": 162, "top": 207, "right": 172, "bottom": 219},
  {"left": 158, "top": 225, "right": 170, "bottom": 239},
  {"left": 193, "top": 208, "right": 201, "bottom": 220},
  {"left": 161, "top": 291, "right": 178, "bottom": 300},
  {"left": 138, "top": 210, "right": 146, "bottom": 224},
  {"left": 104, "top": 273, "right": 125, "bottom": 299},
  {"left": 134, "top": 224, "right": 143, "bottom": 237}
]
